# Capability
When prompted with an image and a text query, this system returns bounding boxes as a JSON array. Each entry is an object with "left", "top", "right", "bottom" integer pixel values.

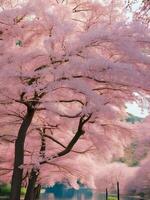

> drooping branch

[
  {"left": 40, "top": 113, "right": 92, "bottom": 164},
  {"left": 44, "top": 134, "right": 66, "bottom": 149},
  {"left": 58, "top": 111, "right": 82, "bottom": 118},
  {"left": 44, "top": 133, "right": 95, "bottom": 154},
  {"left": 0, "top": 168, "right": 12, "bottom": 176},
  {"left": 59, "top": 99, "right": 84, "bottom": 106},
  {"left": 0, "top": 134, "right": 16, "bottom": 143}
]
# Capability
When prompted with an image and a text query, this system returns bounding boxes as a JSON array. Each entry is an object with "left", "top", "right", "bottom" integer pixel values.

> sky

[
  {"left": 125, "top": 0, "right": 143, "bottom": 21},
  {"left": 92, "top": 0, "right": 143, "bottom": 21},
  {"left": 126, "top": 102, "right": 149, "bottom": 118}
]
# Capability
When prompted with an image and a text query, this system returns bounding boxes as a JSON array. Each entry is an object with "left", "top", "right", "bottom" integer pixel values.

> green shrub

[
  {"left": 0, "top": 184, "right": 26, "bottom": 196},
  {"left": 108, "top": 196, "right": 117, "bottom": 200},
  {"left": 0, "top": 184, "right": 11, "bottom": 195}
]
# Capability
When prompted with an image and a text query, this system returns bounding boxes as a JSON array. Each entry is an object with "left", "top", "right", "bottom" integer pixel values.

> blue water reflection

[
  {"left": 40, "top": 193, "right": 142, "bottom": 200},
  {"left": 41, "top": 182, "right": 93, "bottom": 200},
  {"left": 40, "top": 183, "right": 142, "bottom": 200}
]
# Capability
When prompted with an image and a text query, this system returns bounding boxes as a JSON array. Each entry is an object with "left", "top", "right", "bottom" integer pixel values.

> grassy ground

[
  {"left": 108, "top": 196, "right": 118, "bottom": 200},
  {"left": 0, "top": 184, "right": 26, "bottom": 197}
]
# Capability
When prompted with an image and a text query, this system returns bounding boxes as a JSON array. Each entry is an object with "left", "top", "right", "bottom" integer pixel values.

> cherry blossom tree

[
  {"left": 94, "top": 162, "right": 138, "bottom": 194},
  {"left": 90, "top": 116, "right": 150, "bottom": 197},
  {"left": 0, "top": 0, "right": 150, "bottom": 200},
  {"left": 124, "top": 155, "right": 150, "bottom": 198},
  {"left": 124, "top": 116, "right": 150, "bottom": 198}
]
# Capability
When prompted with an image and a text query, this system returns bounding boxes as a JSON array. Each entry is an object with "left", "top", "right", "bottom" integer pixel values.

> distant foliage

[{"left": 0, "top": 0, "right": 149, "bottom": 198}]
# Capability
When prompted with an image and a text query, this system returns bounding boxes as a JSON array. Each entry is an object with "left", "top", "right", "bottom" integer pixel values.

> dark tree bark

[
  {"left": 24, "top": 114, "right": 92, "bottom": 200},
  {"left": 117, "top": 181, "right": 120, "bottom": 200},
  {"left": 24, "top": 129, "right": 45, "bottom": 200},
  {"left": 33, "top": 184, "right": 41, "bottom": 200},
  {"left": 10, "top": 107, "right": 35, "bottom": 200},
  {"left": 24, "top": 169, "right": 39, "bottom": 200}
]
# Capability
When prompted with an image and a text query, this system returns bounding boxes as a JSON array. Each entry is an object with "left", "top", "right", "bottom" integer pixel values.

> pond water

[
  {"left": 39, "top": 183, "right": 143, "bottom": 200},
  {"left": 40, "top": 193, "right": 142, "bottom": 200}
]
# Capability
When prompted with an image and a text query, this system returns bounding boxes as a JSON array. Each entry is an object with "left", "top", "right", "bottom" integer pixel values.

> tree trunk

[
  {"left": 33, "top": 184, "right": 41, "bottom": 200},
  {"left": 10, "top": 107, "right": 35, "bottom": 200},
  {"left": 24, "top": 128, "right": 45, "bottom": 200},
  {"left": 24, "top": 169, "right": 39, "bottom": 200}
]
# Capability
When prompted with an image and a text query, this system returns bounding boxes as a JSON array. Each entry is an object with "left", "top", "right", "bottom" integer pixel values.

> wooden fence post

[
  {"left": 106, "top": 188, "right": 108, "bottom": 200},
  {"left": 117, "top": 182, "right": 120, "bottom": 200}
]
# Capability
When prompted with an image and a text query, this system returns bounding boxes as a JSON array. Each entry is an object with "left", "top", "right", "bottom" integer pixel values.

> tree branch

[{"left": 40, "top": 114, "right": 92, "bottom": 164}]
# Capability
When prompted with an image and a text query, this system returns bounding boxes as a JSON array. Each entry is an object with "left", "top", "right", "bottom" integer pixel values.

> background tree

[
  {"left": 125, "top": 116, "right": 150, "bottom": 198},
  {"left": 0, "top": 0, "right": 150, "bottom": 200}
]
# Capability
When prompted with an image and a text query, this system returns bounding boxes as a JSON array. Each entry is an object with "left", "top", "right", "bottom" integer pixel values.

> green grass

[
  {"left": 21, "top": 187, "right": 26, "bottom": 195},
  {"left": 0, "top": 184, "right": 26, "bottom": 196},
  {"left": 108, "top": 196, "right": 118, "bottom": 200}
]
